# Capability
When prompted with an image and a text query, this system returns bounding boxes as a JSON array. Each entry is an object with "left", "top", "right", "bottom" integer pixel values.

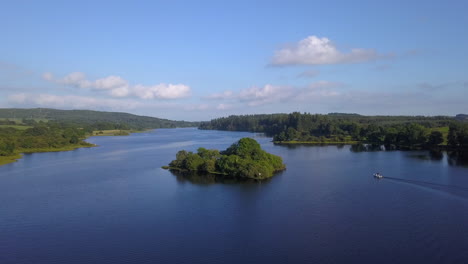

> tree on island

[{"left": 164, "top": 138, "right": 286, "bottom": 180}]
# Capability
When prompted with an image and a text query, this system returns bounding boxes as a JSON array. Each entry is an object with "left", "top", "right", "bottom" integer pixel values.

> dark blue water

[{"left": 1, "top": 128, "right": 468, "bottom": 263}]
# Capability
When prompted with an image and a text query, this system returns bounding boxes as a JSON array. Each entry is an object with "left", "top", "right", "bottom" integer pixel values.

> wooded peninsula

[
  {"left": 0, "top": 108, "right": 198, "bottom": 166},
  {"left": 199, "top": 113, "right": 468, "bottom": 150}
]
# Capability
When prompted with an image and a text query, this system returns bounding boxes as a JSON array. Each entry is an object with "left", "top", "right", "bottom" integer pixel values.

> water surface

[{"left": 1, "top": 128, "right": 468, "bottom": 263}]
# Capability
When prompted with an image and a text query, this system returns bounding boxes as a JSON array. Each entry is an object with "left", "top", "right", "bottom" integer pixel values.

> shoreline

[
  {"left": 0, "top": 144, "right": 97, "bottom": 167},
  {"left": 272, "top": 141, "right": 466, "bottom": 152},
  {"left": 0, "top": 129, "right": 153, "bottom": 167},
  {"left": 273, "top": 140, "right": 359, "bottom": 145}
]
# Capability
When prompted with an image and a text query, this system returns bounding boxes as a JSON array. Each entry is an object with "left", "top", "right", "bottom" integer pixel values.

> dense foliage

[
  {"left": 199, "top": 112, "right": 466, "bottom": 149},
  {"left": 166, "top": 138, "right": 286, "bottom": 180},
  {"left": 0, "top": 108, "right": 198, "bottom": 130},
  {"left": 448, "top": 122, "right": 468, "bottom": 148},
  {"left": 0, "top": 122, "right": 92, "bottom": 156}
]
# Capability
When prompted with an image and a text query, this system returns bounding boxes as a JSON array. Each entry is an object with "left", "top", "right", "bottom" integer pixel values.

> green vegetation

[
  {"left": 200, "top": 112, "right": 467, "bottom": 150},
  {"left": 92, "top": 130, "right": 133, "bottom": 136},
  {"left": 448, "top": 122, "right": 468, "bottom": 148},
  {"left": 164, "top": 138, "right": 286, "bottom": 180},
  {"left": 0, "top": 122, "right": 95, "bottom": 165},
  {"left": 0, "top": 153, "right": 22, "bottom": 166},
  {"left": 0, "top": 108, "right": 200, "bottom": 166},
  {"left": 0, "top": 108, "right": 198, "bottom": 130},
  {"left": 0, "top": 125, "right": 32, "bottom": 130}
]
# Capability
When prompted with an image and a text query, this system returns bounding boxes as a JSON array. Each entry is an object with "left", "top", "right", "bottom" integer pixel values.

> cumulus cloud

[
  {"left": 8, "top": 93, "right": 142, "bottom": 111},
  {"left": 238, "top": 84, "right": 295, "bottom": 106},
  {"left": 7, "top": 93, "right": 201, "bottom": 114},
  {"left": 206, "top": 81, "right": 342, "bottom": 107},
  {"left": 94, "top": 75, "right": 128, "bottom": 90},
  {"left": 271, "top": 36, "right": 385, "bottom": 65},
  {"left": 133, "top": 84, "right": 191, "bottom": 99},
  {"left": 43, "top": 72, "right": 191, "bottom": 99},
  {"left": 216, "top": 103, "right": 234, "bottom": 110}
]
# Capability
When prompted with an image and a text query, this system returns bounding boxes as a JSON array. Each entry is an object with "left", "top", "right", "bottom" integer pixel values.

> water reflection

[
  {"left": 170, "top": 170, "right": 274, "bottom": 185},
  {"left": 410, "top": 150, "right": 444, "bottom": 161},
  {"left": 447, "top": 151, "right": 468, "bottom": 167},
  {"left": 277, "top": 143, "right": 468, "bottom": 168},
  {"left": 274, "top": 143, "right": 349, "bottom": 150},
  {"left": 350, "top": 144, "right": 384, "bottom": 152}
]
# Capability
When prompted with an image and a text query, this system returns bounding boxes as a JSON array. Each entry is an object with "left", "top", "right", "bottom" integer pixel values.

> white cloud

[
  {"left": 271, "top": 36, "right": 383, "bottom": 65},
  {"left": 58, "top": 72, "right": 92, "bottom": 88},
  {"left": 8, "top": 93, "right": 142, "bottom": 110},
  {"left": 43, "top": 72, "right": 191, "bottom": 99},
  {"left": 216, "top": 103, "right": 234, "bottom": 110},
  {"left": 94, "top": 76, "right": 128, "bottom": 90},
  {"left": 205, "top": 81, "right": 342, "bottom": 107},
  {"left": 238, "top": 84, "right": 294, "bottom": 106},
  {"left": 109, "top": 86, "right": 130, "bottom": 97},
  {"left": 185, "top": 104, "right": 210, "bottom": 111},
  {"left": 133, "top": 84, "right": 191, "bottom": 99}
]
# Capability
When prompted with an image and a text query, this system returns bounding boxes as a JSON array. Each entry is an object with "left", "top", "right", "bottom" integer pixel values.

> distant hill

[
  {"left": 455, "top": 114, "right": 468, "bottom": 121},
  {"left": 327, "top": 112, "right": 362, "bottom": 117},
  {"left": 0, "top": 108, "right": 198, "bottom": 129}
]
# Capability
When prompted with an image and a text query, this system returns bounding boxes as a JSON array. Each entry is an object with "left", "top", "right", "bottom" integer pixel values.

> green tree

[{"left": 427, "top": 131, "right": 444, "bottom": 146}]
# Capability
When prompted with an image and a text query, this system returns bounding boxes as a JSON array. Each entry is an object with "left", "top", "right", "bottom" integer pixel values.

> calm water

[{"left": 1, "top": 128, "right": 468, "bottom": 263}]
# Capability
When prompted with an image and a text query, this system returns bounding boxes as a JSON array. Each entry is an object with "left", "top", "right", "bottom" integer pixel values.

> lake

[{"left": 1, "top": 128, "right": 468, "bottom": 263}]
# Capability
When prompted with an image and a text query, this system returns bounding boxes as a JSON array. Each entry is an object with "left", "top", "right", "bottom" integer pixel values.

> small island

[{"left": 163, "top": 138, "right": 286, "bottom": 180}]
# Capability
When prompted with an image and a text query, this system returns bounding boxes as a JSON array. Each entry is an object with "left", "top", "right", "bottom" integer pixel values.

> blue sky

[{"left": 1, "top": 0, "right": 467, "bottom": 121}]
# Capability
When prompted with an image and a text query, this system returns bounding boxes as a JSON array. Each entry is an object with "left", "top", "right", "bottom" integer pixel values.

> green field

[
  {"left": 0, "top": 125, "right": 33, "bottom": 130},
  {"left": 0, "top": 118, "right": 48, "bottom": 123}
]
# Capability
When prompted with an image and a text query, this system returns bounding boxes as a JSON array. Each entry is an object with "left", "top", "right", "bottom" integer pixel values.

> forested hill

[
  {"left": 456, "top": 114, "right": 468, "bottom": 121},
  {"left": 0, "top": 108, "right": 198, "bottom": 129}
]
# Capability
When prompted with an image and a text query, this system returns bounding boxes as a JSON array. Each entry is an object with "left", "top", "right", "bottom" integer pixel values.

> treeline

[
  {"left": 0, "top": 119, "right": 17, "bottom": 125},
  {"left": 166, "top": 138, "right": 285, "bottom": 180},
  {"left": 199, "top": 112, "right": 466, "bottom": 149},
  {"left": 0, "top": 122, "right": 92, "bottom": 157},
  {"left": 448, "top": 122, "right": 468, "bottom": 148}
]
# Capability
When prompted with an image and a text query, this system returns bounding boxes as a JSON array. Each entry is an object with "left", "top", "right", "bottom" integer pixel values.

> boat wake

[{"left": 384, "top": 176, "right": 468, "bottom": 192}]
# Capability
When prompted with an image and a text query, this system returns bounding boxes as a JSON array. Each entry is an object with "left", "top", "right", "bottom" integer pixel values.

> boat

[{"left": 373, "top": 172, "right": 383, "bottom": 179}]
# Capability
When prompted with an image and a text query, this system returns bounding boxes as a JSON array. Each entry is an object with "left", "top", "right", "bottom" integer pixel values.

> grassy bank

[
  {"left": 91, "top": 129, "right": 152, "bottom": 136},
  {"left": 0, "top": 143, "right": 96, "bottom": 167},
  {"left": 0, "top": 153, "right": 22, "bottom": 166}
]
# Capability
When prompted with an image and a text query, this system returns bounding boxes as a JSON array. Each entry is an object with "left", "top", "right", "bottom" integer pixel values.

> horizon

[
  {"left": 0, "top": 107, "right": 463, "bottom": 122},
  {"left": 1, "top": 0, "right": 467, "bottom": 121}
]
